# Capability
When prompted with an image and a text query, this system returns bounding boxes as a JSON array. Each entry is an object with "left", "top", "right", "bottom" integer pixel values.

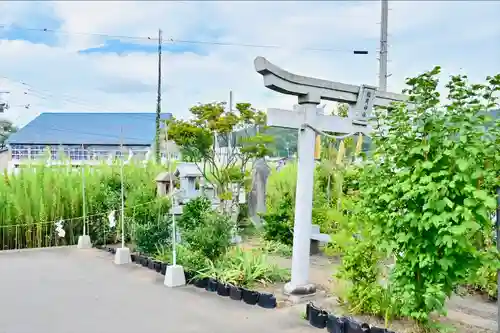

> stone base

[
  {"left": 284, "top": 281, "right": 317, "bottom": 296},
  {"left": 164, "top": 265, "right": 186, "bottom": 287},
  {"left": 283, "top": 282, "right": 321, "bottom": 304},
  {"left": 114, "top": 247, "right": 131, "bottom": 265},
  {"left": 77, "top": 235, "right": 92, "bottom": 249}
]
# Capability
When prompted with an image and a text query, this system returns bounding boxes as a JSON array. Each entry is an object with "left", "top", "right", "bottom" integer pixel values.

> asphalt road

[{"left": 0, "top": 247, "right": 314, "bottom": 333}]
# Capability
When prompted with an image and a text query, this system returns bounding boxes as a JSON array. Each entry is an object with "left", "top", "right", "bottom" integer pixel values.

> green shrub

[
  {"left": 155, "top": 244, "right": 209, "bottom": 273},
  {"left": 262, "top": 192, "right": 294, "bottom": 246},
  {"left": 467, "top": 246, "right": 500, "bottom": 298},
  {"left": 177, "top": 195, "right": 212, "bottom": 232},
  {"left": 181, "top": 210, "right": 233, "bottom": 261},
  {"left": 134, "top": 197, "right": 171, "bottom": 255}
]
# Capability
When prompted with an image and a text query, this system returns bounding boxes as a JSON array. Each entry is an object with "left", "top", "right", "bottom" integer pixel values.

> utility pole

[
  {"left": 155, "top": 29, "right": 163, "bottom": 163},
  {"left": 378, "top": 0, "right": 389, "bottom": 91}
]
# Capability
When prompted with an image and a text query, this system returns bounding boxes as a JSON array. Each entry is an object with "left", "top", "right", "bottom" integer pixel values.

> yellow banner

[{"left": 314, "top": 134, "right": 321, "bottom": 160}]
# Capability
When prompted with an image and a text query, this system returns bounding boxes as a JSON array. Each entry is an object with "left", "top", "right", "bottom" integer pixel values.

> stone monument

[
  {"left": 254, "top": 56, "right": 409, "bottom": 296},
  {"left": 248, "top": 158, "right": 271, "bottom": 229}
]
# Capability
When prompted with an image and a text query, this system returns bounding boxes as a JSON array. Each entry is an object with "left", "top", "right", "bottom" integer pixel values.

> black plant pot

[
  {"left": 241, "top": 288, "right": 260, "bottom": 305},
  {"left": 308, "top": 303, "right": 328, "bottom": 329},
  {"left": 206, "top": 278, "right": 218, "bottom": 292},
  {"left": 141, "top": 257, "right": 148, "bottom": 267},
  {"left": 95, "top": 245, "right": 102, "bottom": 250},
  {"left": 147, "top": 259, "right": 155, "bottom": 270},
  {"left": 130, "top": 254, "right": 136, "bottom": 262},
  {"left": 370, "top": 327, "right": 388, "bottom": 333},
  {"left": 154, "top": 261, "right": 162, "bottom": 273},
  {"left": 195, "top": 277, "right": 209, "bottom": 289},
  {"left": 229, "top": 285, "right": 242, "bottom": 301},
  {"left": 160, "top": 263, "right": 168, "bottom": 275},
  {"left": 326, "top": 313, "right": 346, "bottom": 333},
  {"left": 137, "top": 256, "right": 145, "bottom": 265},
  {"left": 257, "top": 292, "right": 277, "bottom": 309},
  {"left": 306, "top": 303, "right": 312, "bottom": 321},
  {"left": 110, "top": 248, "right": 116, "bottom": 255},
  {"left": 345, "top": 318, "right": 369, "bottom": 333},
  {"left": 216, "top": 283, "right": 230, "bottom": 297},
  {"left": 184, "top": 270, "right": 194, "bottom": 283}
]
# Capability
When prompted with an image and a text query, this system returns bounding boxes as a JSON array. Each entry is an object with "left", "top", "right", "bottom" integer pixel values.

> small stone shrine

[
  {"left": 174, "top": 162, "right": 203, "bottom": 204},
  {"left": 155, "top": 172, "right": 178, "bottom": 197}
]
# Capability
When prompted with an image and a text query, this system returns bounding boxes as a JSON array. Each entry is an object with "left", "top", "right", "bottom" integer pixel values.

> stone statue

[{"left": 248, "top": 158, "right": 271, "bottom": 229}]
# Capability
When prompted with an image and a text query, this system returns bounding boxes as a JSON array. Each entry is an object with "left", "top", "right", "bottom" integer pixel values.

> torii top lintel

[{"left": 254, "top": 56, "right": 407, "bottom": 106}]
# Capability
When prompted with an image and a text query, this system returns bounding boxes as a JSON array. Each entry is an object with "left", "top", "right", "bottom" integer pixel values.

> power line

[{"left": 0, "top": 24, "right": 370, "bottom": 54}]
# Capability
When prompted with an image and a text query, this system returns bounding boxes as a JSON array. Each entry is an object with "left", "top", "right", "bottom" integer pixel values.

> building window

[
  {"left": 30, "top": 145, "right": 46, "bottom": 160},
  {"left": 68, "top": 146, "right": 87, "bottom": 161},
  {"left": 11, "top": 145, "right": 29, "bottom": 160}
]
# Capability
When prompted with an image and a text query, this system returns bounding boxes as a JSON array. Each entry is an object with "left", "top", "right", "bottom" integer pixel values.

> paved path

[{"left": 0, "top": 248, "right": 314, "bottom": 333}]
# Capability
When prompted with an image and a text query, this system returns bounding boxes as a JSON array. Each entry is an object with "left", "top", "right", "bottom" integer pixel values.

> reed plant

[{"left": 0, "top": 160, "right": 168, "bottom": 250}]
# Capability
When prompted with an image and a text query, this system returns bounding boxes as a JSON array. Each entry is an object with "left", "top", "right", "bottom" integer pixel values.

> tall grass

[{"left": 0, "top": 161, "right": 168, "bottom": 250}]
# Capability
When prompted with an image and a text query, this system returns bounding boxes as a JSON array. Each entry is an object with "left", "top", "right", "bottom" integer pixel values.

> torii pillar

[{"left": 254, "top": 56, "right": 408, "bottom": 296}]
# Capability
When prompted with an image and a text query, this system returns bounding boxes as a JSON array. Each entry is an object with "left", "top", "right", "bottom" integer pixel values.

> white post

[
  {"left": 77, "top": 147, "right": 91, "bottom": 249},
  {"left": 165, "top": 124, "right": 186, "bottom": 287},
  {"left": 82, "top": 164, "right": 86, "bottom": 236},
  {"left": 114, "top": 127, "right": 131, "bottom": 264},
  {"left": 287, "top": 104, "right": 317, "bottom": 292},
  {"left": 120, "top": 156, "right": 125, "bottom": 248}
]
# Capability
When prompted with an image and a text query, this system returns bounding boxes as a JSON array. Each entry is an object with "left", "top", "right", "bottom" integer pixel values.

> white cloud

[{"left": 0, "top": 0, "right": 498, "bottom": 127}]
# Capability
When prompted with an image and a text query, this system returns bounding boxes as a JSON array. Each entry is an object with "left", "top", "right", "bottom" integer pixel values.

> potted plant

[
  {"left": 344, "top": 317, "right": 370, "bottom": 333},
  {"left": 194, "top": 276, "right": 208, "bottom": 288},
  {"left": 229, "top": 284, "right": 243, "bottom": 301},
  {"left": 241, "top": 288, "right": 260, "bottom": 305},
  {"left": 160, "top": 262, "right": 168, "bottom": 275},
  {"left": 154, "top": 260, "right": 162, "bottom": 273},
  {"left": 216, "top": 281, "right": 230, "bottom": 297},
  {"left": 147, "top": 258, "right": 155, "bottom": 270},
  {"left": 206, "top": 278, "right": 218, "bottom": 292},
  {"left": 184, "top": 270, "right": 195, "bottom": 284},
  {"left": 308, "top": 303, "right": 328, "bottom": 329},
  {"left": 141, "top": 257, "right": 148, "bottom": 267},
  {"left": 326, "top": 313, "right": 346, "bottom": 333},
  {"left": 257, "top": 292, "right": 276, "bottom": 309}
]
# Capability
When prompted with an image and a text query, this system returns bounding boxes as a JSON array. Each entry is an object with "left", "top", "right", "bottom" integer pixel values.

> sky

[{"left": 0, "top": 0, "right": 498, "bottom": 127}]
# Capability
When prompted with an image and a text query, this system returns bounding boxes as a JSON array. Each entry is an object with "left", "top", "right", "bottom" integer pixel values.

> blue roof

[{"left": 6, "top": 112, "right": 172, "bottom": 146}]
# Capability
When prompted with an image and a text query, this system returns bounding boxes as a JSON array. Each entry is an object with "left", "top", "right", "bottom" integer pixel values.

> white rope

[
  {"left": 0, "top": 199, "right": 159, "bottom": 229},
  {"left": 302, "top": 123, "right": 359, "bottom": 140}
]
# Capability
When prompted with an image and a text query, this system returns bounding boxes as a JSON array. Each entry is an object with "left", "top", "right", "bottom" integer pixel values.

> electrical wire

[{"left": 0, "top": 24, "right": 370, "bottom": 54}]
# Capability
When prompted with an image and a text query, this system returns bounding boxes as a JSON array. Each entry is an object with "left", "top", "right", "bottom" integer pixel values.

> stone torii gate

[{"left": 254, "top": 56, "right": 409, "bottom": 296}]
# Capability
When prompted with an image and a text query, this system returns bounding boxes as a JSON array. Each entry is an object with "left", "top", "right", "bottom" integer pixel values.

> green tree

[
  {"left": 0, "top": 119, "right": 17, "bottom": 149},
  {"left": 167, "top": 101, "right": 274, "bottom": 211},
  {"left": 361, "top": 68, "right": 500, "bottom": 326}
]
